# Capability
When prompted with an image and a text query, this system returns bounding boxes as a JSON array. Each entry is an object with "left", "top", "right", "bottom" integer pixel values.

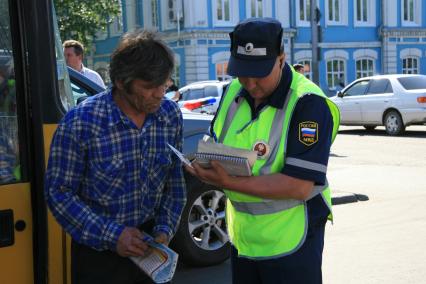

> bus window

[
  {"left": 52, "top": 6, "right": 74, "bottom": 111},
  {"left": 0, "top": 1, "right": 20, "bottom": 184}
]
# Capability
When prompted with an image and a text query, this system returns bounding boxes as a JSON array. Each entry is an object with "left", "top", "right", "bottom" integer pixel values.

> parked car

[
  {"left": 69, "top": 70, "right": 229, "bottom": 266},
  {"left": 178, "top": 80, "right": 231, "bottom": 114},
  {"left": 330, "top": 74, "right": 426, "bottom": 135}
]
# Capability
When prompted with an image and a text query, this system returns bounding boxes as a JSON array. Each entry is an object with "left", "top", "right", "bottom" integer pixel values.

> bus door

[{"left": 0, "top": 0, "right": 71, "bottom": 283}]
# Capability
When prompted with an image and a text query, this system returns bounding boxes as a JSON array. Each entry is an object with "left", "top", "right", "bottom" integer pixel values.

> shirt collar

[
  {"left": 106, "top": 89, "right": 171, "bottom": 128},
  {"left": 237, "top": 62, "right": 293, "bottom": 109}
]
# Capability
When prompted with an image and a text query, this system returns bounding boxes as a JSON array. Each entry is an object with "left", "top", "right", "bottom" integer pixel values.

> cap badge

[{"left": 245, "top": 43, "right": 254, "bottom": 53}]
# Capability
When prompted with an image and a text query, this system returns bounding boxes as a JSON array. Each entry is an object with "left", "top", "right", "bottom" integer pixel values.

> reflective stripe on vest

[{"left": 231, "top": 180, "right": 328, "bottom": 215}]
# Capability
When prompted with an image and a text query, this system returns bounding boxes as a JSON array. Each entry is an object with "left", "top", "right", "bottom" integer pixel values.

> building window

[
  {"left": 296, "top": 0, "right": 311, "bottom": 26},
  {"left": 297, "top": 59, "right": 312, "bottom": 79},
  {"left": 216, "top": 62, "right": 232, "bottom": 81},
  {"left": 327, "top": 59, "right": 345, "bottom": 89},
  {"left": 248, "top": 0, "right": 263, "bottom": 17},
  {"left": 354, "top": 0, "right": 375, "bottom": 26},
  {"left": 356, "top": 58, "right": 374, "bottom": 79},
  {"left": 402, "top": 57, "right": 419, "bottom": 74},
  {"left": 173, "top": 63, "right": 181, "bottom": 88},
  {"left": 217, "top": 0, "right": 230, "bottom": 22},
  {"left": 328, "top": 0, "right": 340, "bottom": 22},
  {"left": 151, "top": 0, "right": 159, "bottom": 27},
  {"left": 402, "top": 0, "right": 421, "bottom": 26},
  {"left": 326, "top": 0, "right": 347, "bottom": 25},
  {"left": 109, "top": 2, "right": 123, "bottom": 37}
]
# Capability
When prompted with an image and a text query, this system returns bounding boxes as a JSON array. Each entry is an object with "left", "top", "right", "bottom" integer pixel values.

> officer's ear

[{"left": 278, "top": 54, "right": 285, "bottom": 69}]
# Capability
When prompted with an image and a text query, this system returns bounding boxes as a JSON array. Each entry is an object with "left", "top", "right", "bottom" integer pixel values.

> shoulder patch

[{"left": 299, "top": 121, "right": 318, "bottom": 146}]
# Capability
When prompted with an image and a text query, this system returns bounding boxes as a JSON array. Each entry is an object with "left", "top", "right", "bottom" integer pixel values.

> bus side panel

[
  {"left": 44, "top": 124, "right": 69, "bottom": 284},
  {"left": 0, "top": 183, "right": 34, "bottom": 284}
]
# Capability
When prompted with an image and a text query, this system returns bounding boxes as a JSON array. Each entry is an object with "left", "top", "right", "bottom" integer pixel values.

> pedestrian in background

[
  {"left": 188, "top": 18, "right": 340, "bottom": 284},
  {"left": 46, "top": 30, "right": 186, "bottom": 284},
  {"left": 293, "top": 63, "right": 305, "bottom": 74},
  {"left": 63, "top": 39, "right": 106, "bottom": 88}
]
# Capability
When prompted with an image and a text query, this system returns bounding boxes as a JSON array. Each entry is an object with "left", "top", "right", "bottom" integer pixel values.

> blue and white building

[{"left": 90, "top": 0, "right": 426, "bottom": 95}]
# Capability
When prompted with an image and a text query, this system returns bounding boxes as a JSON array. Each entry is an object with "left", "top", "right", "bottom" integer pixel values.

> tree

[{"left": 54, "top": 0, "right": 121, "bottom": 49}]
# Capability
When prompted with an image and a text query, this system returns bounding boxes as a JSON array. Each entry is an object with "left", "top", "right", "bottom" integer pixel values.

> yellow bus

[{"left": 0, "top": 0, "right": 78, "bottom": 282}]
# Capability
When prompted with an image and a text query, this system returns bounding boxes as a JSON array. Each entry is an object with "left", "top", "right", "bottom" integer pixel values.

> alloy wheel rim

[{"left": 187, "top": 190, "right": 228, "bottom": 250}]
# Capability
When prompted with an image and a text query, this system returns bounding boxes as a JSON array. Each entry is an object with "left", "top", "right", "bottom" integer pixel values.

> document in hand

[
  {"left": 195, "top": 140, "right": 258, "bottom": 176},
  {"left": 130, "top": 234, "right": 178, "bottom": 284}
]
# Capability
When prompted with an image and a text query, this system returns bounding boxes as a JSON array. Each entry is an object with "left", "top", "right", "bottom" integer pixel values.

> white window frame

[
  {"left": 355, "top": 58, "right": 374, "bottom": 79},
  {"left": 402, "top": 57, "right": 419, "bottom": 74},
  {"left": 325, "top": 0, "right": 348, "bottom": 26},
  {"left": 216, "top": 62, "right": 232, "bottom": 81},
  {"left": 353, "top": 49, "right": 377, "bottom": 78},
  {"left": 326, "top": 58, "right": 346, "bottom": 90},
  {"left": 213, "top": 0, "right": 238, "bottom": 26},
  {"left": 401, "top": 0, "right": 421, "bottom": 26},
  {"left": 212, "top": 51, "right": 232, "bottom": 81},
  {"left": 109, "top": 2, "right": 123, "bottom": 37},
  {"left": 143, "top": 0, "right": 159, "bottom": 29},
  {"left": 354, "top": 0, "right": 375, "bottom": 27},
  {"left": 296, "top": 0, "right": 311, "bottom": 27},
  {"left": 246, "top": 0, "right": 272, "bottom": 18}
]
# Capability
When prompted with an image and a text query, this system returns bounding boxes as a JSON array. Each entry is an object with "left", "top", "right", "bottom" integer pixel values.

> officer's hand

[
  {"left": 187, "top": 160, "right": 231, "bottom": 188},
  {"left": 116, "top": 227, "right": 150, "bottom": 257},
  {"left": 154, "top": 232, "right": 170, "bottom": 246}
]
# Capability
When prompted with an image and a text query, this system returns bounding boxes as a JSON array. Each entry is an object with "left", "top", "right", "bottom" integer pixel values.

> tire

[
  {"left": 170, "top": 176, "right": 230, "bottom": 266},
  {"left": 384, "top": 110, "right": 405, "bottom": 136},
  {"left": 363, "top": 125, "right": 376, "bottom": 131}
]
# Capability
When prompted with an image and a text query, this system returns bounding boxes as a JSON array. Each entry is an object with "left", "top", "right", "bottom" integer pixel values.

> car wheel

[
  {"left": 363, "top": 125, "right": 376, "bottom": 131},
  {"left": 171, "top": 177, "right": 230, "bottom": 266},
  {"left": 384, "top": 110, "right": 405, "bottom": 135}
]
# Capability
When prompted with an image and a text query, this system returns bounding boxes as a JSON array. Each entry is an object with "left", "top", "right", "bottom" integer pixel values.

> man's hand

[
  {"left": 116, "top": 227, "right": 150, "bottom": 257},
  {"left": 185, "top": 160, "right": 232, "bottom": 188},
  {"left": 154, "top": 232, "right": 170, "bottom": 246}
]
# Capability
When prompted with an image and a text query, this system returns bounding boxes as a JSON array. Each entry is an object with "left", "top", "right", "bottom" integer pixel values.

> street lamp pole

[{"left": 310, "top": 0, "right": 319, "bottom": 85}]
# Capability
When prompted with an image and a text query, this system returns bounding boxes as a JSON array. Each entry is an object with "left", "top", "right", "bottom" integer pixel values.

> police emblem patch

[
  {"left": 299, "top": 121, "right": 318, "bottom": 146},
  {"left": 252, "top": 140, "right": 270, "bottom": 159}
]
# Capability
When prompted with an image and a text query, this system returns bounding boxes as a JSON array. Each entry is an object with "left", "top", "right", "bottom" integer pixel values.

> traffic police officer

[{"left": 188, "top": 18, "right": 340, "bottom": 284}]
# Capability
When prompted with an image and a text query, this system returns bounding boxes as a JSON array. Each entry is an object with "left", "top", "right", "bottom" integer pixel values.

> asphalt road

[{"left": 173, "top": 125, "right": 426, "bottom": 284}]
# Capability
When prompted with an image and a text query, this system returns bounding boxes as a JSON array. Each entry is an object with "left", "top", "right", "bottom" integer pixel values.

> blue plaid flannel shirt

[{"left": 44, "top": 90, "right": 186, "bottom": 251}]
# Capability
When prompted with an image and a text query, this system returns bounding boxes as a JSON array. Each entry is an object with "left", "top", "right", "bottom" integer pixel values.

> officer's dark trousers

[{"left": 231, "top": 219, "right": 326, "bottom": 284}]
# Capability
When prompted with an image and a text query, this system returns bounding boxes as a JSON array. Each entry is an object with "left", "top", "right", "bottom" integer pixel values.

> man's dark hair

[
  {"left": 293, "top": 63, "right": 304, "bottom": 72},
  {"left": 63, "top": 40, "right": 84, "bottom": 57},
  {"left": 109, "top": 30, "right": 174, "bottom": 91}
]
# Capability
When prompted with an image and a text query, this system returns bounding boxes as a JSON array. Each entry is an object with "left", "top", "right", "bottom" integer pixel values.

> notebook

[{"left": 195, "top": 140, "right": 258, "bottom": 176}]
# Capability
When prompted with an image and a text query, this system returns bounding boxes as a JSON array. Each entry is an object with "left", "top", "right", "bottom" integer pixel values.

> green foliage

[{"left": 54, "top": 0, "right": 121, "bottom": 49}]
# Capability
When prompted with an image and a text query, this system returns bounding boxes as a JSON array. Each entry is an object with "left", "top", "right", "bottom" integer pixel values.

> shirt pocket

[
  {"left": 147, "top": 150, "right": 173, "bottom": 193},
  {"left": 87, "top": 157, "right": 125, "bottom": 201}
]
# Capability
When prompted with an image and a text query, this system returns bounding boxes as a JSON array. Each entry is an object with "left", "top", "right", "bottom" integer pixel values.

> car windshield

[
  {"left": 182, "top": 89, "right": 204, "bottom": 100},
  {"left": 397, "top": 76, "right": 426, "bottom": 90}
]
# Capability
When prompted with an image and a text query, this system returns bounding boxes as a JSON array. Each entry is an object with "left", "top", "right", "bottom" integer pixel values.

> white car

[
  {"left": 178, "top": 80, "right": 231, "bottom": 114},
  {"left": 330, "top": 74, "right": 426, "bottom": 135}
]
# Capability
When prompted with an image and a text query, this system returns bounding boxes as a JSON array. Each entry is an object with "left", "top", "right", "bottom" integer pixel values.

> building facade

[{"left": 91, "top": 0, "right": 426, "bottom": 96}]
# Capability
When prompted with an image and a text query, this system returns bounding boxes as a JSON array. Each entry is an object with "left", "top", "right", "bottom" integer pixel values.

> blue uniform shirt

[{"left": 232, "top": 63, "right": 333, "bottom": 224}]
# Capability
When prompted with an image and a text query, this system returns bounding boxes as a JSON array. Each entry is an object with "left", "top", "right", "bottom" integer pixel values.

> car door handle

[
  {"left": 0, "top": 209, "right": 14, "bottom": 247},
  {"left": 384, "top": 100, "right": 389, "bottom": 103}
]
